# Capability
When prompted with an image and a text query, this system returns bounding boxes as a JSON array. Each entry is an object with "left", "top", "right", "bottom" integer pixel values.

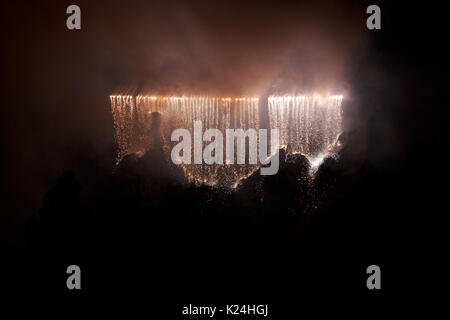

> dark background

[{"left": 0, "top": 0, "right": 446, "bottom": 313}]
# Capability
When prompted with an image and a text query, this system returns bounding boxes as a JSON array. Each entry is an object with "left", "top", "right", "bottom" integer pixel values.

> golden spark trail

[{"left": 109, "top": 95, "right": 343, "bottom": 186}]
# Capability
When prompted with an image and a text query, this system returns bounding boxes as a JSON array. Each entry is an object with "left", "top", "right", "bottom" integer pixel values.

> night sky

[{"left": 0, "top": 0, "right": 446, "bottom": 264}]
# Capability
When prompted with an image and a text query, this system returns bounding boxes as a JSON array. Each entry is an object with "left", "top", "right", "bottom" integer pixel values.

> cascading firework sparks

[
  {"left": 267, "top": 95, "right": 343, "bottom": 156},
  {"left": 109, "top": 94, "right": 343, "bottom": 186}
]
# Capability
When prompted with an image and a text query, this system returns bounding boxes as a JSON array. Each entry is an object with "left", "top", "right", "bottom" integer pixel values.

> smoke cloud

[{"left": 1, "top": 0, "right": 369, "bottom": 248}]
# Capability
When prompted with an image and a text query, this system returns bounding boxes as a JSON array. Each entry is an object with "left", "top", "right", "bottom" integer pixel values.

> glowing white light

[{"left": 309, "top": 154, "right": 326, "bottom": 169}]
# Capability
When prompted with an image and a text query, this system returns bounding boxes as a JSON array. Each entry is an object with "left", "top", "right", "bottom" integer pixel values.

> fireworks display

[
  {"left": 267, "top": 95, "right": 343, "bottom": 156},
  {"left": 110, "top": 95, "right": 343, "bottom": 186}
]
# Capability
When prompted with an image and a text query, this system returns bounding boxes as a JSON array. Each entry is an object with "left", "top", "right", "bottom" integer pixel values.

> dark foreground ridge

[{"left": 14, "top": 120, "right": 408, "bottom": 309}]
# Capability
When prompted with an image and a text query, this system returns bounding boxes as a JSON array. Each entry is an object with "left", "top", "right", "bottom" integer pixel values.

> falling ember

[{"left": 109, "top": 95, "right": 343, "bottom": 186}]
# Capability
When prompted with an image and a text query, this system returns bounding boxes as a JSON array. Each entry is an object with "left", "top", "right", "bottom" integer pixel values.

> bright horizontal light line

[
  {"left": 268, "top": 95, "right": 343, "bottom": 100},
  {"left": 110, "top": 95, "right": 343, "bottom": 100},
  {"left": 329, "top": 95, "right": 343, "bottom": 99}
]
